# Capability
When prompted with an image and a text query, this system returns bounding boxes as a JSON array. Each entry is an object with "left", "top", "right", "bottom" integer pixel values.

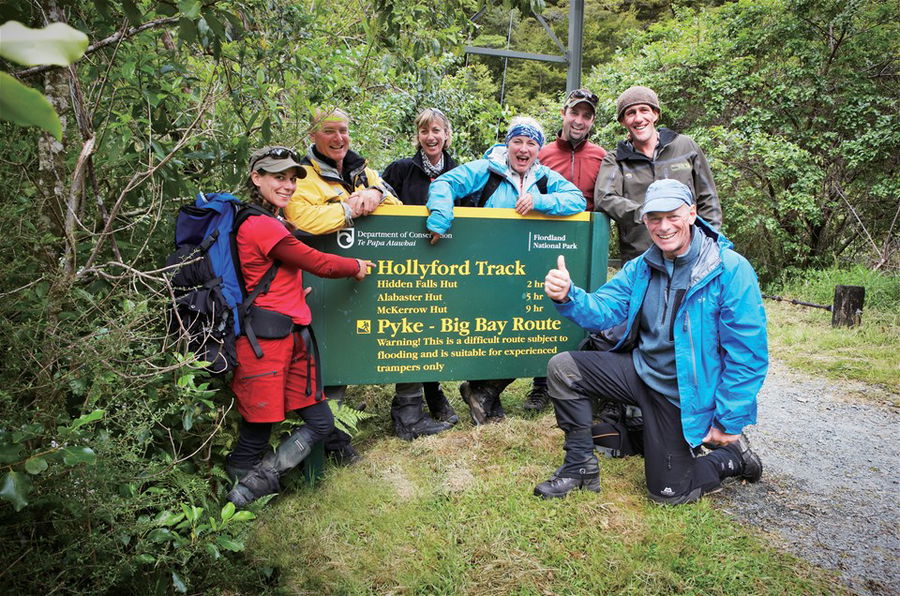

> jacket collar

[
  {"left": 305, "top": 146, "right": 367, "bottom": 183},
  {"left": 615, "top": 126, "right": 678, "bottom": 160},
  {"left": 552, "top": 130, "right": 590, "bottom": 152},
  {"left": 641, "top": 218, "right": 727, "bottom": 287},
  {"left": 411, "top": 149, "right": 457, "bottom": 175}
]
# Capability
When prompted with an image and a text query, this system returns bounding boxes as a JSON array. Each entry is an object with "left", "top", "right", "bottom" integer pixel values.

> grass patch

[
  {"left": 763, "top": 266, "right": 900, "bottom": 394},
  {"left": 245, "top": 381, "right": 845, "bottom": 595},
  {"left": 767, "top": 264, "right": 899, "bottom": 312}
]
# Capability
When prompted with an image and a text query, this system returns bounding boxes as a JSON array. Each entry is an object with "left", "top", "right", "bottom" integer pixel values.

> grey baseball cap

[
  {"left": 641, "top": 179, "right": 694, "bottom": 217},
  {"left": 248, "top": 146, "right": 305, "bottom": 176}
]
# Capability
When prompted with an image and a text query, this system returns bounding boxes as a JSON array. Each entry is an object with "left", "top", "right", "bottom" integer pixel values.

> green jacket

[{"left": 594, "top": 128, "right": 722, "bottom": 261}]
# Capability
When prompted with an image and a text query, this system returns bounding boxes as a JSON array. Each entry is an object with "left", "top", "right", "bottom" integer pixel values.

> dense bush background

[{"left": 0, "top": 0, "right": 895, "bottom": 592}]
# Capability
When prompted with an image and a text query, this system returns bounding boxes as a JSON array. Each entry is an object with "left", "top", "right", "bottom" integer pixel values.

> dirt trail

[{"left": 721, "top": 361, "right": 899, "bottom": 595}]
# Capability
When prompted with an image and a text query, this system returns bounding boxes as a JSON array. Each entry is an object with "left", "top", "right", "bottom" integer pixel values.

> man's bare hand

[
  {"left": 544, "top": 254, "right": 571, "bottom": 301},
  {"left": 345, "top": 194, "right": 368, "bottom": 218},
  {"left": 351, "top": 188, "right": 383, "bottom": 214},
  {"left": 702, "top": 427, "right": 740, "bottom": 447}
]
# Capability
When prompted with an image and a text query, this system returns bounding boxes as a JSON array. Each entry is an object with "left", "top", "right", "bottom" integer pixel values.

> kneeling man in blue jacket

[{"left": 536, "top": 178, "right": 766, "bottom": 503}]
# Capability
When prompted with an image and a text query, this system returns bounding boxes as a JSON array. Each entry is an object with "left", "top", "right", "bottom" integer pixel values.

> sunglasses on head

[
  {"left": 251, "top": 146, "right": 299, "bottom": 169},
  {"left": 568, "top": 89, "right": 598, "bottom": 104}
]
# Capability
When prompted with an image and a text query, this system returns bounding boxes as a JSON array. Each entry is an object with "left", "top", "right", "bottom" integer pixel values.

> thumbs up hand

[{"left": 545, "top": 254, "right": 572, "bottom": 302}]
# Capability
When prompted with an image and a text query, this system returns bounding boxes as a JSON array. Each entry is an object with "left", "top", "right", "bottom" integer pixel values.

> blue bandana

[{"left": 505, "top": 124, "right": 544, "bottom": 147}]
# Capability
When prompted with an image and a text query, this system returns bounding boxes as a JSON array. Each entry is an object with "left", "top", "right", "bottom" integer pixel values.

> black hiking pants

[{"left": 547, "top": 350, "right": 741, "bottom": 504}]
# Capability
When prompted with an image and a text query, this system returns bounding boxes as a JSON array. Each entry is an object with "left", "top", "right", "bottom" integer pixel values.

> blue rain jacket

[
  {"left": 556, "top": 219, "right": 768, "bottom": 446},
  {"left": 426, "top": 144, "right": 585, "bottom": 234}
]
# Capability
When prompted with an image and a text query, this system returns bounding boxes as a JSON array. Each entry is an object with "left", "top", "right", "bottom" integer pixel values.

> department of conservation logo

[{"left": 337, "top": 228, "right": 355, "bottom": 249}]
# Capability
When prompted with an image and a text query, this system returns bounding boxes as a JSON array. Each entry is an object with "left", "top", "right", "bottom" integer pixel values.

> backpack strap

[
  {"left": 231, "top": 203, "right": 282, "bottom": 359},
  {"left": 238, "top": 265, "right": 280, "bottom": 359},
  {"left": 476, "top": 170, "right": 505, "bottom": 207},
  {"left": 296, "top": 325, "right": 324, "bottom": 401},
  {"left": 476, "top": 171, "right": 548, "bottom": 207}
]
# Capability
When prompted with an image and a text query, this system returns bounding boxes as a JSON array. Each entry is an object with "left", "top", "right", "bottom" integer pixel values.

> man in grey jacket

[{"left": 595, "top": 86, "right": 722, "bottom": 261}]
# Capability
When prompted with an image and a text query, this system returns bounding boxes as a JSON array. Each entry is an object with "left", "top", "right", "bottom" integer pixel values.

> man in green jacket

[{"left": 595, "top": 86, "right": 722, "bottom": 261}]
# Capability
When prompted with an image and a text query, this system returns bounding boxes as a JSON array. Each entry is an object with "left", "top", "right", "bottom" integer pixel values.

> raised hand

[{"left": 544, "top": 254, "right": 571, "bottom": 302}]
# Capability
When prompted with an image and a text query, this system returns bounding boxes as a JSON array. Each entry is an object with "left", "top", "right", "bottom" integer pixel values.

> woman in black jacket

[{"left": 381, "top": 108, "right": 460, "bottom": 439}]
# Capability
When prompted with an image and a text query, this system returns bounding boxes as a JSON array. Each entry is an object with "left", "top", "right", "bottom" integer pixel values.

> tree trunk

[{"left": 831, "top": 285, "right": 865, "bottom": 328}]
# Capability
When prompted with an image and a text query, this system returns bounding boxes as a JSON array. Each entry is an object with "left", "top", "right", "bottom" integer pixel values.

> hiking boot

[
  {"left": 424, "top": 384, "right": 459, "bottom": 426},
  {"left": 459, "top": 381, "right": 491, "bottom": 425},
  {"left": 227, "top": 464, "right": 280, "bottom": 508},
  {"left": 224, "top": 454, "right": 255, "bottom": 484},
  {"left": 324, "top": 424, "right": 361, "bottom": 466},
  {"left": 391, "top": 394, "right": 452, "bottom": 441},
  {"left": 534, "top": 468, "right": 601, "bottom": 499},
  {"left": 523, "top": 385, "right": 549, "bottom": 413},
  {"left": 735, "top": 433, "right": 762, "bottom": 482},
  {"left": 327, "top": 443, "right": 362, "bottom": 466},
  {"left": 486, "top": 391, "right": 505, "bottom": 423},
  {"left": 227, "top": 425, "right": 317, "bottom": 508}
]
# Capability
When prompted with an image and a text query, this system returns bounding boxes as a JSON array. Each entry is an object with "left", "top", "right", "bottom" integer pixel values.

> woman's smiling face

[
  {"left": 251, "top": 168, "right": 299, "bottom": 209},
  {"left": 507, "top": 136, "right": 540, "bottom": 175},
  {"left": 417, "top": 118, "right": 449, "bottom": 164}
]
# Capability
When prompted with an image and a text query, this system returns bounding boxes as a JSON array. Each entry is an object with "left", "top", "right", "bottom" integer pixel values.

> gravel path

[{"left": 721, "top": 360, "right": 899, "bottom": 595}]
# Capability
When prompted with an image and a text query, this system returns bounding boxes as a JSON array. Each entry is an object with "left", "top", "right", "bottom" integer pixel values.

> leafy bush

[
  {"left": 0, "top": 0, "right": 504, "bottom": 592},
  {"left": 587, "top": 0, "right": 899, "bottom": 279}
]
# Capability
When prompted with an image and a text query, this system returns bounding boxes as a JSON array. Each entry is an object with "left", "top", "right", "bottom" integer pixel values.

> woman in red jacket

[{"left": 227, "top": 146, "right": 373, "bottom": 508}]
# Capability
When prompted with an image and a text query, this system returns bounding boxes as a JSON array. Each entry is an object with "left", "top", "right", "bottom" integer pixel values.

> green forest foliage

[
  {"left": 583, "top": 0, "right": 898, "bottom": 274},
  {"left": 0, "top": 0, "right": 896, "bottom": 592}
]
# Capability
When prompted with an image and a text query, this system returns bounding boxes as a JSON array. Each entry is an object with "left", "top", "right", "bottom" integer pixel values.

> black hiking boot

[
  {"left": 523, "top": 385, "right": 549, "bottom": 413},
  {"left": 324, "top": 425, "right": 361, "bottom": 466},
  {"left": 224, "top": 454, "right": 255, "bottom": 484},
  {"left": 735, "top": 433, "right": 763, "bottom": 482},
  {"left": 391, "top": 394, "right": 452, "bottom": 441},
  {"left": 486, "top": 390, "right": 505, "bottom": 423},
  {"left": 227, "top": 425, "right": 318, "bottom": 508},
  {"left": 459, "top": 381, "right": 492, "bottom": 425},
  {"left": 424, "top": 384, "right": 459, "bottom": 426},
  {"left": 534, "top": 467, "right": 601, "bottom": 499},
  {"left": 327, "top": 443, "right": 362, "bottom": 466}
]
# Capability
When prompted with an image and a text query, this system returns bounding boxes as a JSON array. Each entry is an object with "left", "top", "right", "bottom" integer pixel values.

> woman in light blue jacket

[
  {"left": 425, "top": 117, "right": 585, "bottom": 426},
  {"left": 426, "top": 117, "right": 585, "bottom": 239}
]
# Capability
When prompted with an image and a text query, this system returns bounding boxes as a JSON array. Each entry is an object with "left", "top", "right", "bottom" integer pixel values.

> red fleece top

[
  {"left": 236, "top": 214, "right": 359, "bottom": 324},
  {"left": 538, "top": 137, "right": 606, "bottom": 211}
]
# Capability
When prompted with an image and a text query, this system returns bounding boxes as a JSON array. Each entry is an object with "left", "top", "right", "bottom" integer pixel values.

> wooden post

[{"left": 831, "top": 285, "right": 865, "bottom": 327}]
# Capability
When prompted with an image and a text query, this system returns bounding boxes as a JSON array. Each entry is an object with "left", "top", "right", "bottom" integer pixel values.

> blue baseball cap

[{"left": 641, "top": 179, "right": 694, "bottom": 217}]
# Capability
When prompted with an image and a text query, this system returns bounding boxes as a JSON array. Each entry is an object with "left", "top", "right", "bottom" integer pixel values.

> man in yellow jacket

[
  {"left": 286, "top": 107, "right": 400, "bottom": 235},
  {"left": 285, "top": 107, "right": 400, "bottom": 465}
]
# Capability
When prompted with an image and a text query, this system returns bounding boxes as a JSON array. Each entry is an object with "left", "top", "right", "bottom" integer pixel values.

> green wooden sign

[{"left": 304, "top": 205, "right": 608, "bottom": 385}]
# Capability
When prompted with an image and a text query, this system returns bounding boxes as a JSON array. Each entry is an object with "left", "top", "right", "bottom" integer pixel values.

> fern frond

[{"left": 329, "top": 400, "right": 375, "bottom": 436}]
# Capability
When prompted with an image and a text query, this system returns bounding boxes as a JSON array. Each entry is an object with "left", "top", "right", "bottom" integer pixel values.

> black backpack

[
  {"left": 458, "top": 170, "right": 549, "bottom": 207},
  {"left": 591, "top": 403, "right": 644, "bottom": 458},
  {"left": 166, "top": 193, "right": 280, "bottom": 375}
]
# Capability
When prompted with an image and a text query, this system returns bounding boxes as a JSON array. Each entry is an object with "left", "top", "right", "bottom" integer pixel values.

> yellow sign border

[{"left": 372, "top": 204, "right": 591, "bottom": 222}]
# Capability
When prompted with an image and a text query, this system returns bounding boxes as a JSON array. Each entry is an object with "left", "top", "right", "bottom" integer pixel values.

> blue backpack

[{"left": 166, "top": 192, "right": 279, "bottom": 374}]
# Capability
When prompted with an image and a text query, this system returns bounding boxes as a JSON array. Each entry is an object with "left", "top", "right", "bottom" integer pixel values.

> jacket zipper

[
  {"left": 684, "top": 312, "right": 699, "bottom": 389},
  {"left": 240, "top": 370, "right": 279, "bottom": 381}
]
